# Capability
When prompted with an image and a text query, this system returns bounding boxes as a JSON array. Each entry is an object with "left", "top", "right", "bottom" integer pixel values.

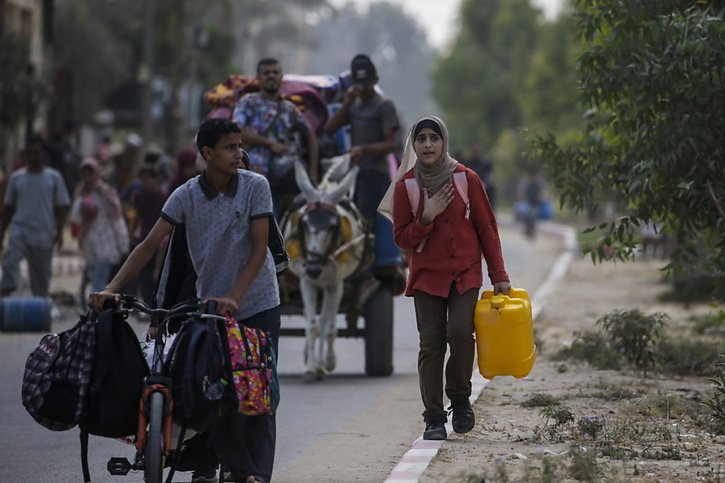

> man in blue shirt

[{"left": 1, "top": 136, "right": 70, "bottom": 297}]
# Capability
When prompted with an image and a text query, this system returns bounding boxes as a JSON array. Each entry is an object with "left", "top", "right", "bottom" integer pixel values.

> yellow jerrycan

[{"left": 474, "top": 288, "right": 536, "bottom": 379}]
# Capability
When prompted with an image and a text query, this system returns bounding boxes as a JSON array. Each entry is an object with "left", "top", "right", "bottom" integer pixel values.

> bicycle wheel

[{"left": 145, "top": 391, "right": 165, "bottom": 483}]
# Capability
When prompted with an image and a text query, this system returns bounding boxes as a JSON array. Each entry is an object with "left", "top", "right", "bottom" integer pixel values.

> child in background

[{"left": 129, "top": 164, "right": 167, "bottom": 303}]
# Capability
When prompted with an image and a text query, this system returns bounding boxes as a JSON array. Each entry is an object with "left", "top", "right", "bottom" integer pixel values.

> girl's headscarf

[{"left": 378, "top": 115, "right": 458, "bottom": 222}]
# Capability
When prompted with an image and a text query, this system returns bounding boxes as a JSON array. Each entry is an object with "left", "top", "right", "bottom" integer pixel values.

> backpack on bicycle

[
  {"left": 21, "top": 310, "right": 96, "bottom": 431},
  {"left": 81, "top": 308, "right": 149, "bottom": 438},
  {"left": 165, "top": 315, "right": 228, "bottom": 432}
]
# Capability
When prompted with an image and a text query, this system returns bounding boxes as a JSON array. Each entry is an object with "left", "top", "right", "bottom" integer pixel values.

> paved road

[{"left": 0, "top": 222, "right": 563, "bottom": 483}]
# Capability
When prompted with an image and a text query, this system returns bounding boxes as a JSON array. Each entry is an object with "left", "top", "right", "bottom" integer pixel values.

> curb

[{"left": 384, "top": 221, "right": 578, "bottom": 483}]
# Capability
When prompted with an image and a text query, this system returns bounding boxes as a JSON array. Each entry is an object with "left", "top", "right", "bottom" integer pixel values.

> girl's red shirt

[{"left": 392, "top": 164, "right": 509, "bottom": 297}]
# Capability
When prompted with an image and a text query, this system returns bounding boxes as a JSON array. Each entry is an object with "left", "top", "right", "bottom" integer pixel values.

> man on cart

[{"left": 325, "top": 54, "right": 401, "bottom": 306}]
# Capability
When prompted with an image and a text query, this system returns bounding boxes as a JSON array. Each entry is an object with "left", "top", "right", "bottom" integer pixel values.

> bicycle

[{"left": 104, "top": 295, "right": 225, "bottom": 483}]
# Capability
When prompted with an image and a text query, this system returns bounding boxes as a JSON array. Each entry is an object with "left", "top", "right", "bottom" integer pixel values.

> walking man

[{"left": 1, "top": 136, "right": 71, "bottom": 297}]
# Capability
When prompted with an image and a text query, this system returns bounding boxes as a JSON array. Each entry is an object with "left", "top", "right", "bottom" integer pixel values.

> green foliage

[
  {"left": 310, "top": 3, "right": 437, "bottom": 124},
  {"left": 555, "top": 331, "right": 623, "bottom": 370},
  {"left": 597, "top": 310, "right": 668, "bottom": 376},
  {"left": 704, "top": 355, "right": 725, "bottom": 435},
  {"left": 520, "top": 393, "right": 561, "bottom": 408},
  {"left": 432, "top": 0, "right": 580, "bottom": 153},
  {"left": 587, "top": 384, "right": 642, "bottom": 401},
  {"left": 53, "top": 0, "right": 140, "bottom": 121},
  {"left": 576, "top": 416, "right": 606, "bottom": 439},
  {"left": 690, "top": 310, "right": 725, "bottom": 335},
  {"left": 655, "top": 338, "right": 725, "bottom": 377},
  {"left": 567, "top": 446, "right": 600, "bottom": 481},
  {"left": 537, "top": 405, "right": 575, "bottom": 441},
  {"left": 530, "top": 1, "right": 725, "bottom": 275}
]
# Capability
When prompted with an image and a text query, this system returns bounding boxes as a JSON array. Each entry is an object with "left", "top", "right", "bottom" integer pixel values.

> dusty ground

[{"left": 422, "top": 257, "right": 725, "bottom": 483}]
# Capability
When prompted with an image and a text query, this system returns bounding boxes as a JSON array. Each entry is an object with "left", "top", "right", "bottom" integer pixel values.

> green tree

[
  {"left": 432, "top": 0, "right": 541, "bottom": 149},
  {"left": 53, "top": 0, "right": 138, "bottom": 122},
  {"left": 530, "top": 1, "right": 725, "bottom": 274},
  {"left": 310, "top": 2, "right": 438, "bottom": 126}
]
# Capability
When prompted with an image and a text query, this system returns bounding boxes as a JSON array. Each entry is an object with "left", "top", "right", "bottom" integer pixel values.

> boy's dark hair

[
  {"left": 138, "top": 163, "right": 158, "bottom": 178},
  {"left": 257, "top": 57, "right": 280, "bottom": 73},
  {"left": 143, "top": 152, "right": 161, "bottom": 165},
  {"left": 196, "top": 119, "right": 241, "bottom": 159},
  {"left": 26, "top": 134, "right": 46, "bottom": 150}
]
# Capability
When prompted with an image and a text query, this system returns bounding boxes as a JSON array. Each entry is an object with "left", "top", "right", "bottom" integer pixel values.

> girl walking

[{"left": 380, "top": 115, "right": 511, "bottom": 440}]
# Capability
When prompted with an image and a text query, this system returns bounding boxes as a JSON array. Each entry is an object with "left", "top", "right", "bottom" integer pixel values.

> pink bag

[{"left": 224, "top": 315, "right": 274, "bottom": 416}]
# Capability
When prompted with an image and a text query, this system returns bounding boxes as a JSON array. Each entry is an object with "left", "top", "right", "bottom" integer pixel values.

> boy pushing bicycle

[{"left": 89, "top": 119, "right": 280, "bottom": 483}]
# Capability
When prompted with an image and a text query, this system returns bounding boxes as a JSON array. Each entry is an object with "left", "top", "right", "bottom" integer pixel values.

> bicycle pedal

[{"left": 107, "top": 457, "right": 132, "bottom": 475}]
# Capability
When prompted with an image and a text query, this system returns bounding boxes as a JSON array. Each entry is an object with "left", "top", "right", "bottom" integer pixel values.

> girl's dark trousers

[{"left": 413, "top": 284, "right": 478, "bottom": 423}]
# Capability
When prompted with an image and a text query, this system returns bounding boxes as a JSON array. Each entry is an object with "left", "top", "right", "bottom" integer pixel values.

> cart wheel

[
  {"left": 145, "top": 391, "right": 165, "bottom": 483},
  {"left": 364, "top": 283, "right": 394, "bottom": 376}
]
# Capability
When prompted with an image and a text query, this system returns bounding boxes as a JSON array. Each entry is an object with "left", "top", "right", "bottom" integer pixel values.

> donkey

[{"left": 282, "top": 157, "right": 366, "bottom": 382}]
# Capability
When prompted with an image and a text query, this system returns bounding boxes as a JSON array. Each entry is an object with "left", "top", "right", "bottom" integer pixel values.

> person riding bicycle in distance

[{"left": 89, "top": 118, "right": 281, "bottom": 483}]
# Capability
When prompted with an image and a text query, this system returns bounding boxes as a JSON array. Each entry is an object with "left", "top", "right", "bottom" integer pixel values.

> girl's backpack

[
  {"left": 21, "top": 311, "right": 96, "bottom": 431},
  {"left": 404, "top": 172, "right": 470, "bottom": 253}
]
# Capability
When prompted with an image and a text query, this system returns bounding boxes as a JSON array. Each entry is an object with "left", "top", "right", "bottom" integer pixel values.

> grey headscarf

[
  {"left": 412, "top": 115, "right": 458, "bottom": 196},
  {"left": 377, "top": 115, "right": 458, "bottom": 222}
]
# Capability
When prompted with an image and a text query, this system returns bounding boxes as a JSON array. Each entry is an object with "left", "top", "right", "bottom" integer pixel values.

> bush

[
  {"left": 521, "top": 393, "right": 561, "bottom": 408},
  {"left": 597, "top": 310, "right": 668, "bottom": 376},
  {"left": 704, "top": 355, "right": 725, "bottom": 435},
  {"left": 656, "top": 338, "right": 725, "bottom": 377},
  {"left": 690, "top": 310, "right": 725, "bottom": 335},
  {"left": 555, "top": 331, "right": 623, "bottom": 370}
]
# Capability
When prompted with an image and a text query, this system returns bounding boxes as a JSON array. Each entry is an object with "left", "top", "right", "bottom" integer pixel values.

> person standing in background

[
  {"left": 129, "top": 164, "right": 167, "bottom": 303},
  {"left": 463, "top": 144, "right": 496, "bottom": 211},
  {"left": 70, "top": 157, "right": 128, "bottom": 295},
  {"left": 0, "top": 136, "right": 71, "bottom": 297}
]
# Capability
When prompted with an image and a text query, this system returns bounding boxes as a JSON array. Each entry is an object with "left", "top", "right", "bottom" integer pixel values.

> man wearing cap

[{"left": 326, "top": 54, "right": 400, "bottom": 301}]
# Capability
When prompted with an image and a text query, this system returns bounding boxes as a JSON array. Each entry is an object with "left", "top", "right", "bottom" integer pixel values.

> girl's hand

[
  {"left": 420, "top": 184, "right": 454, "bottom": 225},
  {"left": 493, "top": 281, "right": 511, "bottom": 296}
]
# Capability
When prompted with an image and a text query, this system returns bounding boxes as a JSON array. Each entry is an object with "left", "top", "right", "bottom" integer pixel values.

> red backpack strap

[
  {"left": 453, "top": 172, "right": 470, "bottom": 219},
  {"left": 404, "top": 178, "right": 427, "bottom": 253}
]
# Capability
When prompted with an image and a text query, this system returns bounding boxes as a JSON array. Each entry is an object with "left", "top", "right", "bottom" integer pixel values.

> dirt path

[{"left": 422, "top": 257, "right": 725, "bottom": 482}]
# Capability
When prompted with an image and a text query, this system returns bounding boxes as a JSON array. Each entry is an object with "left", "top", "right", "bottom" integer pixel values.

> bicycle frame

[{"left": 106, "top": 295, "right": 225, "bottom": 482}]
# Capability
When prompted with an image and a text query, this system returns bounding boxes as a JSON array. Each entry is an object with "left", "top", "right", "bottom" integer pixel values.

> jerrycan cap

[{"left": 490, "top": 295, "right": 507, "bottom": 309}]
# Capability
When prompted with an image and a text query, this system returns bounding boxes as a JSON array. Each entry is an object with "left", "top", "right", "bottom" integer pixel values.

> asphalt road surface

[{"left": 0, "top": 223, "right": 563, "bottom": 483}]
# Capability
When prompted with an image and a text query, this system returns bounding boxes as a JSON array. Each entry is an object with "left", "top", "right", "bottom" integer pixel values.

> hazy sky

[{"left": 329, "top": 0, "right": 564, "bottom": 49}]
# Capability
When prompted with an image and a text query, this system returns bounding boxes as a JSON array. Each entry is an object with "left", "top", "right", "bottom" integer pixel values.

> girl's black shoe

[{"left": 423, "top": 420, "right": 447, "bottom": 440}]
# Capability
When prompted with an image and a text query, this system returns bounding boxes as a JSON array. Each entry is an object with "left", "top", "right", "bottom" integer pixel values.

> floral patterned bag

[{"left": 223, "top": 315, "right": 277, "bottom": 416}]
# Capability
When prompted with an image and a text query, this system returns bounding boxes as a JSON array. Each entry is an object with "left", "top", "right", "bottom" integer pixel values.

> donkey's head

[{"left": 294, "top": 160, "right": 358, "bottom": 279}]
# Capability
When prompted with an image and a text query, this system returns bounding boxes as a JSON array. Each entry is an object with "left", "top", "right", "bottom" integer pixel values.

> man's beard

[{"left": 262, "top": 83, "right": 280, "bottom": 96}]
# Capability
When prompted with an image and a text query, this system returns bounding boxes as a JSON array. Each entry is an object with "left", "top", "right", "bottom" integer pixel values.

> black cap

[{"left": 350, "top": 54, "right": 377, "bottom": 86}]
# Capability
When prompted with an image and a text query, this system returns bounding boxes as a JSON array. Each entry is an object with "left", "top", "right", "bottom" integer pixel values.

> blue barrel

[
  {"left": 374, "top": 214, "right": 403, "bottom": 266},
  {"left": 0, "top": 296, "right": 52, "bottom": 332}
]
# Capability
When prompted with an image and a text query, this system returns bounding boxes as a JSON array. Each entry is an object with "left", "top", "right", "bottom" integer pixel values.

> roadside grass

[
  {"left": 456, "top": 305, "right": 725, "bottom": 483},
  {"left": 507, "top": 308, "right": 725, "bottom": 480}
]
